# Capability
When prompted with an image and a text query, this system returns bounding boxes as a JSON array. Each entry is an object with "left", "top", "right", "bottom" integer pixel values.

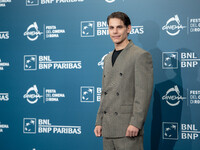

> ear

[{"left": 127, "top": 25, "right": 132, "bottom": 34}]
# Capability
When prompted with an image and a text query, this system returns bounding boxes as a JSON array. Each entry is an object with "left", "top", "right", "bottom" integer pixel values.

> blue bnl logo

[
  {"left": 80, "top": 86, "right": 95, "bottom": 102},
  {"left": 163, "top": 122, "right": 178, "bottom": 140},
  {"left": 23, "top": 118, "right": 36, "bottom": 134},
  {"left": 24, "top": 55, "right": 37, "bottom": 70},
  {"left": 81, "top": 21, "right": 95, "bottom": 37},
  {"left": 162, "top": 52, "right": 178, "bottom": 69}
]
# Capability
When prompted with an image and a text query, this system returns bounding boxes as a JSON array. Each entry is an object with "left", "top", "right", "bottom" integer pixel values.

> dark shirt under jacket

[{"left": 112, "top": 49, "right": 123, "bottom": 66}]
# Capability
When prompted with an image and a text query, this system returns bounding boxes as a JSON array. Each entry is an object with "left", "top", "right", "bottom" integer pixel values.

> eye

[
  {"left": 117, "top": 26, "right": 123, "bottom": 29},
  {"left": 109, "top": 26, "right": 114, "bottom": 29}
]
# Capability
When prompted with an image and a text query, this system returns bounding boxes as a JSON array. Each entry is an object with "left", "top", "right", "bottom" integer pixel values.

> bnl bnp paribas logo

[
  {"left": 162, "top": 85, "right": 186, "bottom": 106},
  {"left": 80, "top": 21, "right": 144, "bottom": 37},
  {"left": 24, "top": 22, "right": 65, "bottom": 41},
  {"left": 162, "top": 52, "right": 200, "bottom": 69},
  {"left": 0, "top": 31, "right": 9, "bottom": 39},
  {"left": 23, "top": 118, "right": 81, "bottom": 134},
  {"left": 80, "top": 86, "right": 102, "bottom": 102},
  {"left": 26, "top": 0, "right": 84, "bottom": 6},
  {"left": 24, "top": 55, "right": 82, "bottom": 70},
  {"left": 163, "top": 122, "right": 200, "bottom": 140},
  {"left": 162, "top": 15, "right": 186, "bottom": 36},
  {"left": 0, "top": 0, "right": 11, "bottom": 7}
]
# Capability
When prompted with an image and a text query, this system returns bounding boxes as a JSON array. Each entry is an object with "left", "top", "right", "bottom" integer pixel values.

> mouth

[{"left": 112, "top": 35, "right": 121, "bottom": 39}]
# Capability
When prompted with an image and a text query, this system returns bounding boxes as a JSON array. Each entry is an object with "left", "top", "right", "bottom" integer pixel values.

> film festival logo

[
  {"left": 0, "top": 58, "right": 10, "bottom": 71},
  {"left": 98, "top": 53, "right": 109, "bottom": 69},
  {"left": 24, "top": 22, "right": 43, "bottom": 41},
  {"left": 162, "top": 85, "right": 186, "bottom": 106},
  {"left": 162, "top": 15, "right": 186, "bottom": 36},
  {"left": 23, "top": 118, "right": 81, "bottom": 134},
  {"left": 162, "top": 122, "right": 178, "bottom": 140},
  {"left": 105, "top": 0, "right": 115, "bottom": 3},
  {"left": 0, "top": 122, "right": 9, "bottom": 133},
  {"left": 23, "top": 85, "right": 43, "bottom": 104},
  {"left": 162, "top": 52, "right": 178, "bottom": 69},
  {"left": 24, "top": 85, "right": 65, "bottom": 104},
  {"left": 24, "top": 22, "right": 65, "bottom": 41}
]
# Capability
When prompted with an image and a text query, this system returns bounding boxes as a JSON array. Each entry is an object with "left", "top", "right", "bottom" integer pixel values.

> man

[{"left": 94, "top": 12, "right": 153, "bottom": 150}]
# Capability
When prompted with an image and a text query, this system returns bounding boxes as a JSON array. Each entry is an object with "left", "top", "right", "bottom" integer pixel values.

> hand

[
  {"left": 125, "top": 125, "right": 139, "bottom": 137},
  {"left": 94, "top": 126, "right": 102, "bottom": 137}
]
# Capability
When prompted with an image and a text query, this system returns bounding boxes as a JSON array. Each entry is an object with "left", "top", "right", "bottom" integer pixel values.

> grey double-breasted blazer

[{"left": 95, "top": 40, "right": 153, "bottom": 138}]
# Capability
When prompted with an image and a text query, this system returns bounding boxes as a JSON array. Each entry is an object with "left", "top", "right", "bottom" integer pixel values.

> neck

[{"left": 114, "top": 39, "right": 130, "bottom": 51}]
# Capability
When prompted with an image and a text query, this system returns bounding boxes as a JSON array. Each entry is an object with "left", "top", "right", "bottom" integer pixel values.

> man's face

[{"left": 108, "top": 18, "right": 131, "bottom": 45}]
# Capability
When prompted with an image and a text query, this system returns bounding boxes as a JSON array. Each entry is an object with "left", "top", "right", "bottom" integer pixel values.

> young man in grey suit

[{"left": 94, "top": 12, "right": 154, "bottom": 150}]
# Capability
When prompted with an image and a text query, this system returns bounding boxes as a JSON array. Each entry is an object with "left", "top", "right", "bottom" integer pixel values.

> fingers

[
  {"left": 94, "top": 126, "right": 102, "bottom": 137},
  {"left": 126, "top": 126, "right": 139, "bottom": 137}
]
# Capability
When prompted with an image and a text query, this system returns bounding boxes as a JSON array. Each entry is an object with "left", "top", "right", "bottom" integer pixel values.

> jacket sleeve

[
  {"left": 95, "top": 57, "right": 106, "bottom": 126},
  {"left": 129, "top": 52, "right": 154, "bottom": 129}
]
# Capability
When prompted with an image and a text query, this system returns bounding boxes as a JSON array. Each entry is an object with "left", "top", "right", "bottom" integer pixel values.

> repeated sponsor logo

[
  {"left": 162, "top": 52, "right": 199, "bottom": 69},
  {"left": 23, "top": 118, "right": 81, "bottom": 134},
  {"left": 80, "top": 86, "right": 101, "bottom": 102},
  {"left": 0, "top": 93, "right": 9, "bottom": 101},
  {"left": 0, "top": 122, "right": 9, "bottom": 133},
  {"left": 23, "top": 85, "right": 65, "bottom": 104},
  {"left": 0, "top": 58, "right": 10, "bottom": 71},
  {"left": 162, "top": 52, "right": 178, "bottom": 69},
  {"left": 162, "top": 15, "right": 186, "bottom": 36},
  {"left": 105, "top": 0, "right": 115, "bottom": 3},
  {"left": 162, "top": 86, "right": 200, "bottom": 106},
  {"left": 163, "top": 122, "right": 200, "bottom": 140},
  {"left": 162, "top": 85, "right": 186, "bottom": 106},
  {"left": 0, "top": 31, "right": 9, "bottom": 39},
  {"left": 98, "top": 53, "right": 109, "bottom": 69},
  {"left": 26, "top": 0, "right": 84, "bottom": 6},
  {"left": 162, "top": 15, "right": 200, "bottom": 36},
  {"left": 24, "top": 22, "right": 66, "bottom": 41},
  {"left": 24, "top": 55, "right": 82, "bottom": 70},
  {"left": 181, "top": 52, "right": 199, "bottom": 68},
  {"left": 0, "top": 0, "right": 11, "bottom": 7},
  {"left": 163, "top": 122, "right": 178, "bottom": 140},
  {"left": 187, "top": 90, "right": 200, "bottom": 105},
  {"left": 189, "top": 18, "right": 200, "bottom": 33},
  {"left": 105, "top": 0, "right": 125, "bottom": 3},
  {"left": 26, "top": 0, "right": 39, "bottom": 6},
  {"left": 81, "top": 21, "right": 144, "bottom": 37}
]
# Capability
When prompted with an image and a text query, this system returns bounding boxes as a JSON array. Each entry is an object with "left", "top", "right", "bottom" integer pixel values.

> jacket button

[
  {"left": 104, "top": 111, "right": 107, "bottom": 114},
  {"left": 115, "top": 112, "right": 118, "bottom": 115},
  {"left": 120, "top": 73, "right": 123, "bottom": 76},
  {"left": 104, "top": 92, "right": 107, "bottom": 95},
  {"left": 116, "top": 92, "right": 119, "bottom": 96},
  {"left": 104, "top": 75, "right": 106, "bottom": 77}
]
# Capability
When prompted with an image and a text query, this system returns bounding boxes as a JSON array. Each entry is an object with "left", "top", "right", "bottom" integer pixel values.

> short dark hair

[{"left": 107, "top": 12, "right": 131, "bottom": 27}]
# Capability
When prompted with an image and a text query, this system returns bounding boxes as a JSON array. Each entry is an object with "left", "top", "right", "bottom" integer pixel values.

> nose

[{"left": 113, "top": 27, "right": 118, "bottom": 34}]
